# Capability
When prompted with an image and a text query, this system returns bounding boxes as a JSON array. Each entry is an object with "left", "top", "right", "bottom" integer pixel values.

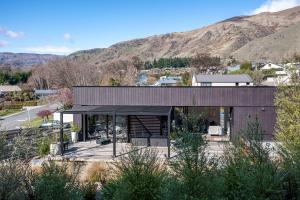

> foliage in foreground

[
  {"left": 0, "top": 160, "right": 34, "bottom": 200},
  {"left": 33, "top": 161, "right": 83, "bottom": 200},
  {"left": 101, "top": 147, "right": 168, "bottom": 200},
  {"left": 222, "top": 118, "right": 284, "bottom": 200},
  {"left": 166, "top": 134, "right": 224, "bottom": 200}
]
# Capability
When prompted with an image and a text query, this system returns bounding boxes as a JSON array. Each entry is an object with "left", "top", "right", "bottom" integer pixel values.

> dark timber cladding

[{"left": 73, "top": 86, "right": 276, "bottom": 139}]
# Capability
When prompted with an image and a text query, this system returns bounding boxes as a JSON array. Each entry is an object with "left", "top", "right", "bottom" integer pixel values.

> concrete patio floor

[{"left": 49, "top": 140, "right": 228, "bottom": 162}]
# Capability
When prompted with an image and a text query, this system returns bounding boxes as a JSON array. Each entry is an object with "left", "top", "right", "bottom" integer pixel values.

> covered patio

[{"left": 59, "top": 105, "right": 172, "bottom": 158}]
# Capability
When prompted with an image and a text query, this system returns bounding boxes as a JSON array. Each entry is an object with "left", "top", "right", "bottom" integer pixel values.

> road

[{"left": 0, "top": 104, "right": 59, "bottom": 130}]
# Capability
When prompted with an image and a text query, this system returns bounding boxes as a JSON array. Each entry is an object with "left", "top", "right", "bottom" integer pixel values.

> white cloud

[
  {"left": 0, "top": 26, "right": 24, "bottom": 39},
  {"left": 22, "top": 45, "right": 76, "bottom": 55},
  {"left": 63, "top": 33, "right": 72, "bottom": 41},
  {"left": 251, "top": 0, "right": 300, "bottom": 15},
  {"left": 0, "top": 40, "right": 8, "bottom": 47}
]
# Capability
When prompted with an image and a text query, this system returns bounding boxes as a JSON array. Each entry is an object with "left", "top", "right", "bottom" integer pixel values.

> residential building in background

[
  {"left": 152, "top": 76, "right": 182, "bottom": 86},
  {"left": 0, "top": 85, "right": 22, "bottom": 96},
  {"left": 192, "top": 74, "right": 253, "bottom": 86}
]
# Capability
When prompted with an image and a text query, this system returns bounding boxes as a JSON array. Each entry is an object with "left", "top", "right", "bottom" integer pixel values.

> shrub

[
  {"left": 0, "top": 133, "right": 8, "bottom": 160},
  {"left": 85, "top": 162, "right": 109, "bottom": 184},
  {"left": 37, "top": 137, "right": 50, "bottom": 156},
  {"left": 33, "top": 160, "right": 83, "bottom": 200},
  {"left": 166, "top": 129, "right": 224, "bottom": 200},
  {"left": 0, "top": 160, "right": 34, "bottom": 200},
  {"left": 81, "top": 181, "right": 98, "bottom": 200},
  {"left": 71, "top": 123, "right": 80, "bottom": 132},
  {"left": 11, "top": 135, "right": 35, "bottom": 160},
  {"left": 36, "top": 110, "right": 52, "bottom": 121},
  {"left": 101, "top": 147, "right": 168, "bottom": 200},
  {"left": 222, "top": 117, "right": 283, "bottom": 199}
]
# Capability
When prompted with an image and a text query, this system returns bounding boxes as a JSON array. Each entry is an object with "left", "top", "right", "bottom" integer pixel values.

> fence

[{"left": 0, "top": 127, "right": 71, "bottom": 143}]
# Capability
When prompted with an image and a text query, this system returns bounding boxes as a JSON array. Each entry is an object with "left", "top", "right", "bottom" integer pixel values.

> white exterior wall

[
  {"left": 193, "top": 82, "right": 253, "bottom": 86},
  {"left": 211, "top": 83, "right": 236, "bottom": 86},
  {"left": 192, "top": 76, "right": 199, "bottom": 86},
  {"left": 211, "top": 82, "right": 253, "bottom": 86},
  {"left": 53, "top": 112, "right": 73, "bottom": 123}
]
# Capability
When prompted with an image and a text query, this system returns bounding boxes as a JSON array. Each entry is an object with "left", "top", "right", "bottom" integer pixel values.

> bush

[
  {"left": 37, "top": 137, "right": 50, "bottom": 156},
  {"left": 222, "top": 117, "right": 283, "bottom": 199},
  {"left": 101, "top": 147, "right": 168, "bottom": 200},
  {"left": 71, "top": 123, "right": 80, "bottom": 132},
  {"left": 85, "top": 162, "right": 109, "bottom": 185},
  {"left": 36, "top": 110, "right": 52, "bottom": 121},
  {"left": 0, "top": 133, "right": 8, "bottom": 160},
  {"left": 11, "top": 135, "right": 35, "bottom": 160},
  {"left": 81, "top": 181, "right": 98, "bottom": 200},
  {"left": 33, "top": 160, "right": 83, "bottom": 200},
  {"left": 0, "top": 160, "right": 34, "bottom": 200},
  {"left": 166, "top": 128, "right": 224, "bottom": 200}
]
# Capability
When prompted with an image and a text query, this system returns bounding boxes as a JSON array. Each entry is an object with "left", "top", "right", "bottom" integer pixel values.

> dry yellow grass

[{"left": 83, "top": 162, "right": 111, "bottom": 184}]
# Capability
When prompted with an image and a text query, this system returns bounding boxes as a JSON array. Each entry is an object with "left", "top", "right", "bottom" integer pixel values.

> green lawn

[
  {"left": 22, "top": 115, "right": 53, "bottom": 128},
  {"left": 0, "top": 109, "right": 23, "bottom": 117}
]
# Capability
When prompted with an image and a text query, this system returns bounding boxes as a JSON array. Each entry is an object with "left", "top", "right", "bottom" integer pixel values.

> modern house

[
  {"left": 192, "top": 74, "right": 253, "bottom": 86},
  {"left": 60, "top": 86, "right": 276, "bottom": 158}
]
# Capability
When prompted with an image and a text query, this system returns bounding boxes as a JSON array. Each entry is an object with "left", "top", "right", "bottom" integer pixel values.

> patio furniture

[
  {"left": 96, "top": 138, "right": 111, "bottom": 145},
  {"left": 117, "top": 128, "right": 127, "bottom": 143},
  {"left": 87, "top": 130, "right": 101, "bottom": 142},
  {"left": 63, "top": 141, "right": 69, "bottom": 151}
]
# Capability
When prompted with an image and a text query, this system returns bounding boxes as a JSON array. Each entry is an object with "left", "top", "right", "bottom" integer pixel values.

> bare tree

[
  {"left": 99, "top": 58, "right": 138, "bottom": 86},
  {"left": 190, "top": 53, "right": 221, "bottom": 73},
  {"left": 29, "top": 57, "right": 101, "bottom": 89}
]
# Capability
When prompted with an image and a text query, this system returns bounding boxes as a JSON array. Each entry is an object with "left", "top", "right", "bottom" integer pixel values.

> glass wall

[{"left": 174, "top": 106, "right": 232, "bottom": 136}]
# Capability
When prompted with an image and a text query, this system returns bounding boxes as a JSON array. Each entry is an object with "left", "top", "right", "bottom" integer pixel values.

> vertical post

[
  {"left": 106, "top": 115, "right": 109, "bottom": 138},
  {"left": 127, "top": 115, "right": 130, "bottom": 143},
  {"left": 167, "top": 109, "right": 171, "bottom": 158},
  {"left": 112, "top": 112, "right": 116, "bottom": 157},
  {"left": 82, "top": 114, "right": 86, "bottom": 142},
  {"left": 60, "top": 112, "right": 64, "bottom": 155}
]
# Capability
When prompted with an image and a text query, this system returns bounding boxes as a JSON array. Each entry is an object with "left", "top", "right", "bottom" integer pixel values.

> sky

[{"left": 0, "top": 0, "right": 299, "bottom": 55}]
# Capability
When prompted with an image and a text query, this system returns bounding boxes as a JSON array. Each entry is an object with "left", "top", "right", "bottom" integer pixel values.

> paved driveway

[{"left": 0, "top": 104, "right": 59, "bottom": 130}]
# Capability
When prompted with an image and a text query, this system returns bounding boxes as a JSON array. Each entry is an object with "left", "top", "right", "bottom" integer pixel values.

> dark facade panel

[
  {"left": 232, "top": 106, "right": 276, "bottom": 140},
  {"left": 73, "top": 86, "right": 276, "bottom": 107}
]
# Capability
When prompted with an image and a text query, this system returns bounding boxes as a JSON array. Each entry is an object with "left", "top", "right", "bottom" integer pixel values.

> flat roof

[
  {"left": 194, "top": 74, "right": 253, "bottom": 83},
  {"left": 63, "top": 105, "right": 172, "bottom": 116}
]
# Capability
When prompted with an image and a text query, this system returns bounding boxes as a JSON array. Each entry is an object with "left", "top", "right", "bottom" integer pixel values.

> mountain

[
  {"left": 0, "top": 52, "right": 61, "bottom": 68},
  {"left": 233, "top": 22, "right": 300, "bottom": 62},
  {"left": 71, "top": 6, "right": 300, "bottom": 64}
]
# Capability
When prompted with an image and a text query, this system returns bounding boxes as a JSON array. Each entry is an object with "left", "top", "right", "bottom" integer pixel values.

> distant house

[
  {"left": 34, "top": 89, "right": 58, "bottom": 98},
  {"left": 260, "top": 63, "right": 290, "bottom": 86},
  {"left": 226, "top": 65, "right": 240, "bottom": 72},
  {"left": 152, "top": 76, "right": 182, "bottom": 86},
  {"left": 261, "top": 63, "right": 286, "bottom": 75},
  {"left": 192, "top": 74, "right": 253, "bottom": 86},
  {"left": 0, "top": 85, "right": 22, "bottom": 96}
]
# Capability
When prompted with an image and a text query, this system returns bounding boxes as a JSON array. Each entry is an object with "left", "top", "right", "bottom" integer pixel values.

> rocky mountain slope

[
  {"left": 233, "top": 22, "right": 300, "bottom": 62},
  {"left": 71, "top": 6, "right": 300, "bottom": 63},
  {"left": 0, "top": 52, "right": 61, "bottom": 68}
]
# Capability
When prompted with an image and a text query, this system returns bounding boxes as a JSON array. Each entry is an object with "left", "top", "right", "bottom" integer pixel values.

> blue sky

[{"left": 0, "top": 0, "right": 299, "bottom": 55}]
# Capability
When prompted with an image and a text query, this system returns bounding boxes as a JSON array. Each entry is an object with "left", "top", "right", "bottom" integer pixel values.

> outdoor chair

[
  {"left": 87, "top": 130, "right": 101, "bottom": 142},
  {"left": 117, "top": 128, "right": 127, "bottom": 143}
]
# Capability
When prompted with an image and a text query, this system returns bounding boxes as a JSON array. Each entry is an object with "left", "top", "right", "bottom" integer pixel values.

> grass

[
  {"left": 0, "top": 108, "right": 23, "bottom": 117},
  {"left": 22, "top": 115, "right": 53, "bottom": 128}
]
